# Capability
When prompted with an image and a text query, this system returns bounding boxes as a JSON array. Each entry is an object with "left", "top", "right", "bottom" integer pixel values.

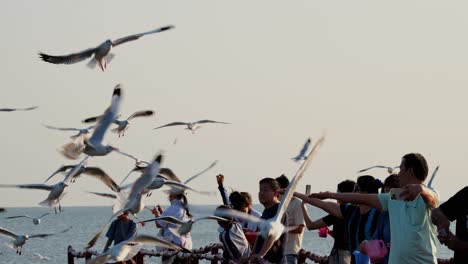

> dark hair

[
  {"left": 176, "top": 193, "right": 193, "bottom": 218},
  {"left": 259, "top": 178, "right": 281, "bottom": 192},
  {"left": 356, "top": 175, "right": 382, "bottom": 194},
  {"left": 215, "top": 205, "right": 233, "bottom": 227},
  {"left": 383, "top": 174, "right": 400, "bottom": 189},
  {"left": 275, "top": 174, "right": 290, "bottom": 189},
  {"left": 402, "top": 153, "right": 428, "bottom": 181},
  {"left": 240, "top": 192, "right": 253, "bottom": 206},
  {"left": 229, "top": 191, "right": 249, "bottom": 210},
  {"left": 337, "top": 180, "right": 356, "bottom": 193}
]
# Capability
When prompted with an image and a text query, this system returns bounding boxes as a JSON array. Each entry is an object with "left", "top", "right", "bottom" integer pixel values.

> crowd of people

[{"left": 103, "top": 153, "right": 467, "bottom": 264}]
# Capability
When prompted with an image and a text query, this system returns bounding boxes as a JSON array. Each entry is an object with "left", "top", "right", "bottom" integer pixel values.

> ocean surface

[{"left": 0, "top": 205, "right": 454, "bottom": 264}]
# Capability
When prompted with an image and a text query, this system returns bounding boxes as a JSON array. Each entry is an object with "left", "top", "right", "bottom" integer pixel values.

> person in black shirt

[{"left": 432, "top": 186, "right": 468, "bottom": 264}]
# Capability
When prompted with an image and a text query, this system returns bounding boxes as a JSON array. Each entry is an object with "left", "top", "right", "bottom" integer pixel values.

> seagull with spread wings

[
  {"left": 357, "top": 165, "right": 399, "bottom": 174},
  {"left": 43, "top": 123, "right": 95, "bottom": 140},
  {"left": 0, "top": 226, "right": 71, "bottom": 255},
  {"left": 5, "top": 212, "right": 50, "bottom": 225},
  {"left": 83, "top": 110, "right": 154, "bottom": 137},
  {"left": 39, "top": 25, "right": 174, "bottom": 71},
  {"left": 0, "top": 106, "right": 38, "bottom": 112},
  {"left": 154, "top": 119, "right": 230, "bottom": 133},
  {"left": 292, "top": 138, "right": 312, "bottom": 162}
]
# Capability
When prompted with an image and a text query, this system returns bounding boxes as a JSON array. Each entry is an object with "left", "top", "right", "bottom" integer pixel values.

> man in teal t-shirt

[{"left": 310, "top": 153, "right": 439, "bottom": 264}]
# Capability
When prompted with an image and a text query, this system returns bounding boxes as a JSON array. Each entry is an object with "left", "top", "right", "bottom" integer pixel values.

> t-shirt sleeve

[
  {"left": 378, "top": 193, "right": 390, "bottom": 212},
  {"left": 106, "top": 220, "right": 116, "bottom": 239},
  {"left": 439, "top": 186, "right": 468, "bottom": 221},
  {"left": 322, "top": 214, "right": 337, "bottom": 226}
]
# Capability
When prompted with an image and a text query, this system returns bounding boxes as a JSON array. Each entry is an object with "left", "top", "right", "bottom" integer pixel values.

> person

[
  {"left": 432, "top": 186, "right": 468, "bottom": 264},
  {"left": 276, "top": 174, "right": 305, "bottom": 264},
  {"left": 215, "top": 205, "right": 251, "bottom": 261},
  {"left": 296, "top": 175, "right": 384, "bottom": 263},
  {"left": 301, "top": 179, "right": 356, "bottom": 264},
  {"left": 103, "top": 211, "right": 137, "bottom": 263},
  {"left": 249, "top": 177, "right": 285, "bottom": 263},
  {"left": 302, "top": 153, "right": 439, "bottom": 264},
  {"left": 153, "top": 189, "right": 193, "bottom": 263}
]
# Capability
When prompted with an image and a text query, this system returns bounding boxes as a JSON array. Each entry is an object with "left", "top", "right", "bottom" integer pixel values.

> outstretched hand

[{"left": 310, "top": 191, "right": 332, "bottom": 200}]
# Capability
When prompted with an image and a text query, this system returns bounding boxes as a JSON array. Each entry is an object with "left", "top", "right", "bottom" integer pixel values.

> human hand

[
  {"left": 310, "top": 191, "right": 332, "bottom": 200},
  {"left": 442, "top": 231, "right": 460, "bottom": 251},
  {"left": 139, "top": 221, "right": 146, "bottom": 227},
  {"left": 400, "top": 184, "right": 423, "bottom": 201},
  {"left": 216, "top": 174, "right": 224, "bottom": 185}
]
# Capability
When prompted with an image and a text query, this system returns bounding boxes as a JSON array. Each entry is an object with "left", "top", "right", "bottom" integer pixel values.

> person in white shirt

[{"left": 216, "top": 205, "right": 251, "bottom": 261}]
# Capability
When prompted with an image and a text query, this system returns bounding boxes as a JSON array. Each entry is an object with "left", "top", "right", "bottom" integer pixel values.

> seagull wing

[
  {"left": 183, "top": 160, "right": 218, "bottom": 185},
  {"left": 195, "top": 216, "right": 229, "bottom": 222},
  {"left": 274, "top": 135, "right": 325, "bottom": 223},
  {"left": 38, "top": 213, "right": 50, "bottom": 219},
  {"left": 153, "top": 122, "right": 188, "bottom": 130},
  {"left": 38, "top": 48, "right": 97, "bottom": 65},
  {"left": 5, "top": 215, "right": 30, "bottom": 220},
  {"left": 29, "top": 226, "right": 72, "bottom": 239},
  {"left": 82, "top": 115, "right": 102, "bottom": 124},
  {"left": 86, "top": 191, "right": 117, "bottom": 199},
  {"left": 111, "top": 25, "right": 174, "bottom": 47},
  {"left": 427, "top": 165, "right": 439, "bottom": 188},
  {"left": 0, "top": 106, "right": 38, "bottom": 112},
  {"left": 44, "top": 165, "right": 74, "bottom": 183},
  {"left": 128, "top": 154, "right": 163, "bottom": 202},
  {"left": 158, "top": 168, "right": 181, "bottom": 182},
  {"left": 83, "top": 167, "right": 120, "bottom": 192},
  {"left": 194, "top": 119, "right": 231, "bottom": 125},
  {"left": 0, "top": 227, "right": 18, "bottom": 239},
  {"left": 356, "top": 165, "right": 388, "bottom": 173},
  {"left": 139, "top": 216, "right": 185, "bottom": 225},
  {"left": 43, "top": 124, "right": 81, "bottom": 132},
  {"left": 127, "top": 110, "right": 154, "bottom": 121},
  {"left": 63, "top": 156, "right": 89, "bottom": 184},
  {"left": 88, "top": 85, "right": 122, "bottom": 146},
  {"left": 0, "top": 184, "right": 53, "bottom": 191},
  {"left": 214, "top": 207, "right": 263, "bottom": 225},
  {"left": 130, "top": 234, "right": 183, "bottom": 251}
]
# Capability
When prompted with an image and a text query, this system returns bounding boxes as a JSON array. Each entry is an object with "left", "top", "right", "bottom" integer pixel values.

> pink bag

[{"left": 362, "top": 240, "right": 388, "bottom": 263}]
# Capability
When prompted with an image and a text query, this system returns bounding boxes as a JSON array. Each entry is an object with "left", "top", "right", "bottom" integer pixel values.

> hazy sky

[{"left": 1, "top": 1, "right": 467, "bottom": 207}]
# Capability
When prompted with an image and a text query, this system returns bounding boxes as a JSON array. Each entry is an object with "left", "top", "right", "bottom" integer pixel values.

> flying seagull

[
  {"left": 83, "top": 110, "right": 154, "bottom": 137},
  {"left": 427, "top": 165, "right": 439, "bottom": 188},
  {"left": 154, "top": 120, "right": 231, "bottom": 133},
  {"left": 43, "top": 123, "right": 95, "bottom": 140},
  {"left": 357, "top": 165, "right": 399, "bottom": 174},
  {"left": 0, "top": 106, "right": 38, "bottom": 112},
  {"left": 215, "top": 135, "right": 325, "bottom": 245},
  {"left": 39, "top": 25, "right": 174, "bottom": 71},
  {"left": 5, "top": 213, "right": 50, "bottom": 225},
  {"left": 87, "top": 235, "right": 187, "bottom": 264},
  {"left": 0, "top": 226, "right": 71, "bottom": 255},
  {"left": 292, "top": 138, "right": 312, "bottom": 162}
]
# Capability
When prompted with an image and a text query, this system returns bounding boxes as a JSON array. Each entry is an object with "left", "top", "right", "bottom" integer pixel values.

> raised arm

[
  {"left": 400, "top": 184, "right": 438, "bottom": 208},
  {"left": 216, "top": 174, "right": 230, "bottom": 206},
  {"left": 301, "top": 202, "right": 327, "bottom": 230},
  {"left": 294, "top": 192, "right": 343, "bottom": 219},
  {"left": 312, "top": 191, "right": 383, "bottom": 211}
]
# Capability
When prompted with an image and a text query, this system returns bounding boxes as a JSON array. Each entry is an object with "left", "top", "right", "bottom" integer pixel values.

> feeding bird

[
  {"left": 215, "top": 135, "right": 325, "bottom": 244},
  {"left": 0, "top": 106, "right": 38, "bottom": 112},
  {"left": 83, "top": 110, "right": 154, "bottom": 137},
  {"left": 43, "top": 123, "right": 95, "bottom": 140},
  {"left": 0, "top": 226, "right": 71, "bottom": 255},
  {"left": 87, "top": 235, "right": 187, "bottom": 264},
  {"left": 154, "top": 119, "right": 230, "bottom": 133},
  {"left": 5, "top": 213, "right": 50, "bottom": 225},
  {"left": 39, "top": 25, "right": 174, "bottom": 71},
  {"left": 357, "top": 165, "right": 399, "bottom": 174},
  {"left": 292, "top": 138, "right": 312, "bottom": 162}
]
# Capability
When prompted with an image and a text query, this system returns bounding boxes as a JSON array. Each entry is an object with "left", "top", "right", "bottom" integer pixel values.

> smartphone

[
  {"left": 305, "top": 185, "right": 311, "bottom": 195},
  {"left": 390, "top": 188, "right": 405, "bottom": 200}
]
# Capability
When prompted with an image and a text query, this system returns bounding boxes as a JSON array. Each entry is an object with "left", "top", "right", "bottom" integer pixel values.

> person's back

[{"left": 103, "top": 212, "right": 137, "bottom": 252}]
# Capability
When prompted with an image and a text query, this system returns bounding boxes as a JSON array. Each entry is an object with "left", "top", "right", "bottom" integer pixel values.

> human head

[
  {"left": 399, "top": 153, "right": 428, "bottom": 186},
  {"left": 382, "top": 174, "right": 400, "bottom": 193},
  {"left": 337, "top": 180, "right": 356, "bottom": 193},
  {"left": 215, "top": 205, "right": 234, "bottom": 228},
  {"left": 355, "top": 175, "right": 382, "bottom": 194},
  {"left": 240, "top": 192, "right": 254, "bottom": 207},
  {"left": 229, "top": 191, "right": 249, "bottom": 213},
  {"left": 117, "top": 211, "right": 130, "bottom": 221},
  {"left": 275, "top": 174, "right": 290, "bottom": 189},
  {"left": 258, "top": 178, "right": 280, "bottom": 207}
]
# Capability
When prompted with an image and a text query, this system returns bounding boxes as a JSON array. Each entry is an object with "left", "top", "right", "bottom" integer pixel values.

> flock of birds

[{"left": 1, "top": 23, "right": 439, "bottom": 263}]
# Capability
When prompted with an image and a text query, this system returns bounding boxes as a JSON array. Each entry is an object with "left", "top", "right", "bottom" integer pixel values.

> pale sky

[{"left": 1, "top": 1, "right": 467, "bottom": 207}]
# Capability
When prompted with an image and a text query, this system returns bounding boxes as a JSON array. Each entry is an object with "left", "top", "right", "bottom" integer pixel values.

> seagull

[
  {"left": 86, "top": 154, "right": 163, "bottom": 249},
  {"left": 154, "top": 120, "right": 231, "bottom": 133},
  {"left": 5, "top": 213, "right": 50, "bottom": 225},
  {"left": 0, "top": 106, "right": 38, "bottom": 112},
  {"left": 38, "top": 25, "right": 174, "bottom": 71},
  {"left": 87, "top": 235, "right": 187, "bottom": 264},
  {"left": 141, "top": 215, "right": 229, "bottom": 236},
  {"left": 292, "top": 138, "right": 312, "bottom": 162},
  {"left": 43, "top": 123, "right": 95, "bottom": 140},
  {"left": 0, "top": 208, "right": 5, "bottom": 213},
  {"left": 44, "top": 164, "right": 120, "bottom": 192},
  {"left": 215, "top": 135, "right": 325, "bottom": 243},
  {"left": 83, "top": 110, "right": 154, "bottom": 137},
  {"left": 86, "top": 191, "right": 117, "bottom": 200},
  {"left": 0, "top": 226, "right": 71, "bottom": 255},
  {"left": 357, "top": 165, "right": 399, "bottom": 174},
  {"left": 427, "top": 165, "right": 439, "bottom": 188}
]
